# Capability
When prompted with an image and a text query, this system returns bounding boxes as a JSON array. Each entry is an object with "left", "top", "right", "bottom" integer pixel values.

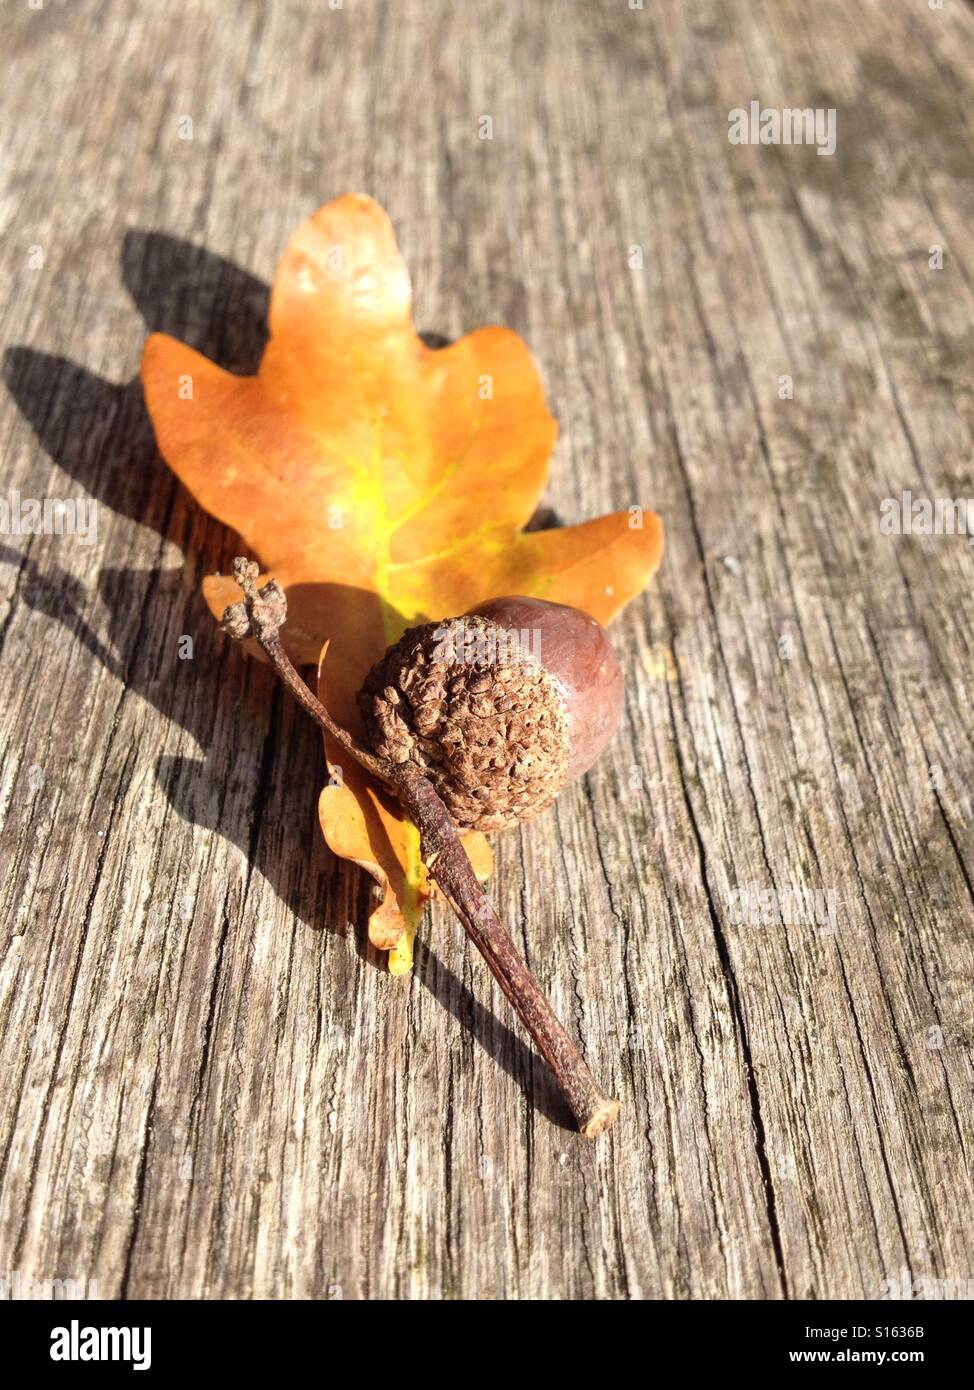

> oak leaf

[{"left": 142, "top": 194, "right": 663, "bottom": 965}]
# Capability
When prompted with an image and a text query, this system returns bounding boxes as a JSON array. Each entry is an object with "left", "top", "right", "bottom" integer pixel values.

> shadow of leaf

[{"left": 1, "top": 229, "right": 564, "bottom": 1119}]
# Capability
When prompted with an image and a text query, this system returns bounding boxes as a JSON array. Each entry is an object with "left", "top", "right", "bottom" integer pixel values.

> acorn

[
  {"left": 357, "top": 596, "right": 624, "bottom": 832},
  {"left": 222, "top": 560, "right": 625, "bottom": 1135}
]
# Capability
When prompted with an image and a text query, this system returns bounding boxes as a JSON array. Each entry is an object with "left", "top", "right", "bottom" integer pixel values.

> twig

[{"left": 221, "top": 558, "right": 620, "bottom": 1137}]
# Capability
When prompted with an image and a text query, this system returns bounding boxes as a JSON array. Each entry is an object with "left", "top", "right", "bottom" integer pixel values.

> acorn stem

[
  {"left": 220, "top": 559, "right": 621, "bottom": 1137},
  {"left": 392, "top": 764, "right": 621, "bottom": 1137}
]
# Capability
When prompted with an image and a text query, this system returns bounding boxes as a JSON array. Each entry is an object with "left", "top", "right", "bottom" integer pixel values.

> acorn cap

[{"left": 357, "top": 613, "right": 568, "bottom": 831}]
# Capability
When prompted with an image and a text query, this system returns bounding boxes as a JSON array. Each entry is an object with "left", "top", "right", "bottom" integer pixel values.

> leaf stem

[
  {"left": 389, "top": 820, "right": 423, "bottom": 976},
  {"left": 220, "top": 559, "right": 620, "bottom": 1137}
]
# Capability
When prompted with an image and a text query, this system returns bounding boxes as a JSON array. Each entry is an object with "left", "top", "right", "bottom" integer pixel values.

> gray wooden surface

[{"left": 2, "top": 0, "right": 973, "bottom": 1301}]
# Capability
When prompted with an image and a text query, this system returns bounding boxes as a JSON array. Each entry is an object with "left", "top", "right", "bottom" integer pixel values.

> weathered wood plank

[{"left": 1, "top": 0, "right": 973, "bottom": 1300}]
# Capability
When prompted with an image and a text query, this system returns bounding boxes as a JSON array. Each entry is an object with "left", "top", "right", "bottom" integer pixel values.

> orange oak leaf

[{"left": 141, "top": 194, "right": 663, "bottom": 963}]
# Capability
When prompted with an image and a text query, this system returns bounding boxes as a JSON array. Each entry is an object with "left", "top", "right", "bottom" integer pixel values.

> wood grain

[{"left": 2, "top": 0, "right": 973, "bottom": 1300}]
